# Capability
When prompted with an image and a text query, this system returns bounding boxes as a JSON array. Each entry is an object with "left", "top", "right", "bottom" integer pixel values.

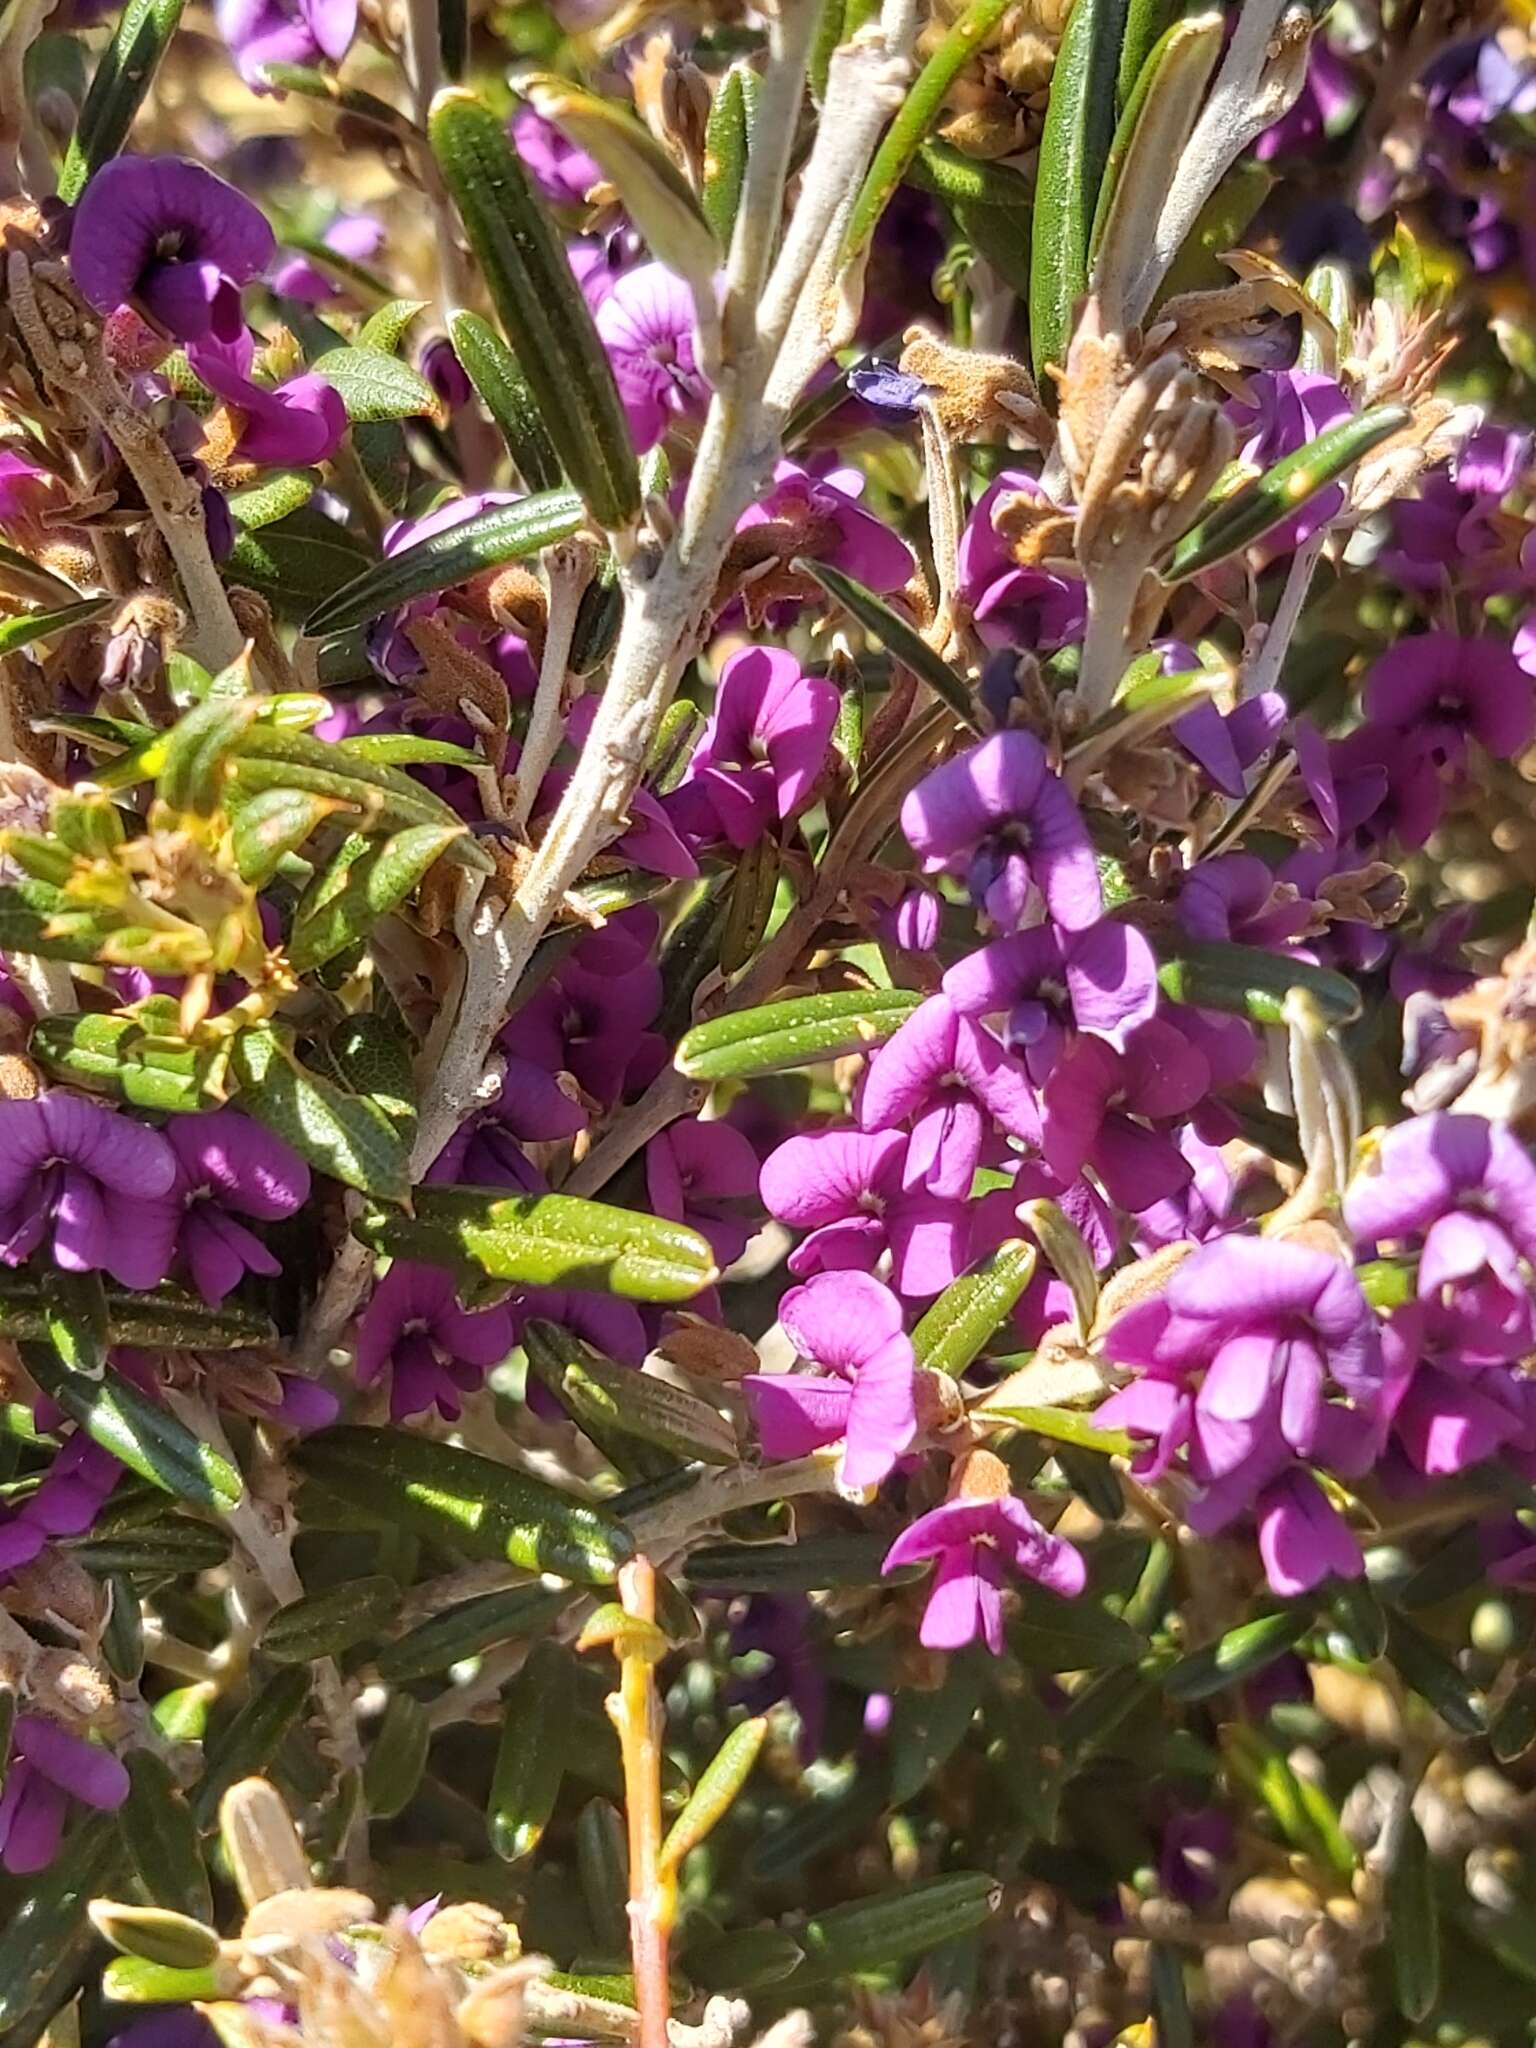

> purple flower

[
  {"left": 0, "top": 1096, "right": 179, "bottom": 1288},
  {"left": 1159, "top": 1807, "right": 1235, "bottom": 1907},
  {"left": 758, "top": 1128, "right": 970, "bottom": 1300},
  {"left": 270, "top": 213, "right": 383, "bottom": 305},
  {"left": 1255, "top": 38, "right": 1360, "bottom": 158},
  {"left": 881, "top": 1489, "right": 1086, "bottom": 1653},
  {"left": 901, "top": 731, "right": 1102, "bottom": 934},
  {"left": 1099, "top": 1235, "right": 1386, "bottom": 1595},
  {"left": 877, "top": 887, "right": 941, "bottom": 954},
  {"left": 512, "top": 942, "right": 664, "bottom": 1107},
  {"left": 0, "top": 449, "right": 60, "bottom": 539},
  {"left": 669, "top": 646, "right": 839, "bottom": 850},
  {"left": 1041, "top": 1018, "right": 1210, "bottom": 1210},
  {"left": 0, "top": 1715, "right": 129, "bottom": 1874},
  {"left": 594, "top": 264, "right": 708, "bottom": 452},
  {"left": 1172, "top": 691, "right": 1288, "bottom": 800},
  {"left": 1385, "top": 426, "right": 1530, "bottom": 593},
  {"left": 71, "top": 156, "right": 276, "bottom": 345},
  {"left": 1382, "top": 1296, "right": 1535, "bottom": 1479},
  {"left": 734, "top": 460, "right": 916, "bottom": 618},
  {"left": 743, "top": 1271, "right": 915, "bottom": 1490},
  {"left": 730, "top": 1597, "right": 827, "bottom": 1762},
  {"left": 355, "top": 1263, "right": 513, "bottom": 1421},
  {"left": 1362, "top": 631, "right": 1536, "bottom": 767},
  {"left": 187, "top": 333, "right": 347, "bottom": 467},
  {"left": 1177, "top": 853, "right": 1315, "bottom": 950},
  {"left": 646, "top": 1116, "right": 759, "bottom": 1270},
  {"left": 957, "top": 473, "right": 1085, "bottom": 654},
  {"left": 1344, "top": 1112, "right": 1536, "bottom": 1318},
  {"left": 215, "top": 0, "right": 355, "bottom": 81},
  {"left": 942, "top": 919, "right": 1159, "bottom": 1085},
  {"left": 165, "top": 1110, "right": 310, "bottom": 1305},
  {"left": 0, "top": 1435, "right": 119, "bottom": 1573},
  {"left": 858, "top": 993, "right": 1039, "bottom": 1199},
  {"left": 511, "top": 103, "right": 602, "bottom": 208}
]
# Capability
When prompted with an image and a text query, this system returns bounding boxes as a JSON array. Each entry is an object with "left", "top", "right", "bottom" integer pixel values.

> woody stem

[{"left": 610, "top": 1557, "right": 672, "bottom": 2048}]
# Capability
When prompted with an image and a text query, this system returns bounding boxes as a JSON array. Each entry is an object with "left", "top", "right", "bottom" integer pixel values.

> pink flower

[
  {"left": 882, "top": 1493, "right": 1085, "bottom": 1653},
  {"left": 743, "top": 1271, "right": 916, "bottom": 1490}
]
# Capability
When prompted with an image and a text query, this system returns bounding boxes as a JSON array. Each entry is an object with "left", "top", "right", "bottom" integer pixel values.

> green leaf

[
  {"left": 913, "top": 1240, "right": 1038, "bottom": 1378},
  {"left": 489, "top": 1640, "right": 573, "bottom": 1861},
  {"left": 226, "top": 509, "right": 375, "bottom": 620},
  {"left": 295, "top": 1426, "right": 635, "bottom": 1583},
  {"left": 0, "top": 1815, "right": 126, "bottom": 2034},
  {"left": 362, "top": 1692, "right": 432, "bottom": 1819},
  {"left": 357, "top": 1185, "right": 717, "bottom": 1301},
  {"left": 192, "top": 1668, "right": 312, "bottom": 1824},
  {"left": 230, "top": 1026, "right": 412, "bottom": 1201},
  {"left": 661, "top": 1717, "right": 768, "bottom": 1870},
  {"left": 357, "top": 298, "right": 430, "bottom": 354},
  {"left": 888, "top": 1660, "right": 983, "bottom": 1803},
  {"left": 719, "top": 834, "right": 780, "bottom": 978},
  {"left": 796, "top": 558, "right": 982, "bottom": 732},
  {"left": 675, "top": 987, "right": 921, "bottom": 1082},
  {"left": 787, "top": 1872, "right": 999, "bottom": 1983},
  {"left": 1388, "top": 1809, "right": 1439, "bottom": 2023},
  {"left": 41, "top": 1266, "right": 109, "bottom": 1381},
  {"left": 304, "top": 486, "right": 585, "bottom": 635},
  {"left": 1155, "top": 939, "right": 1361, "bottom": 1027},
  {"left": 1029, "top": 0, "right": 1128, "bottom": 390},
  {"left": 1149, "top": 1944, "right": 1194, "bottom": 2048},
  {"left": 260, "top": 1574, "right": 401, "bottom": 1663},
  {"left": 88, "top": 1902, "right": 219, "bottom": 1971},
  {"left": 0, "top": 596, "right": 111, "bottom": 658},
  {"left": 844, "top": 0, "right": 1012, "bottom": 260},
  {"left": 311, "top": 344, "right": 438, "bottom": 422},
  {"left": 375, "top": 1584, "right": 572, "bottom": 1683},
  {"left": 58, "top": 0, "right": 185, "bottom": 201},
  {"left": 430, "top": 89, "right": 639, "bottom": 531},
  {"left": 1089, "top": 12, "right": 1223, "bottom": 274},
  {"left": 120, "top": 1752, "right": 213, "bottom": 1925},
  {"left": 684, "top": 1532, "right": 918, "bottom": 1594},
  {"left": 155, "top": 688, "right": 264, "bottom": 815},
  {"left": 576, "top": 1799, "right": 631, "bottom": 1954},
  {"left": 1385, "top": 1613, "right": 1487, "bottom": 1737},
  {"left": 910, "top": 138, "right": 1033, "bottom": 214},
  {"left": 21, "top": 1344, "right": 242, "bottom": 1510},
  {"left": 230, "top": 785, "right": 352, "bottom": 886},
  {"left": 1163, "top": 1607, "right": 1312, "bottom": 1701},
  {"left": 449, "top": 309, "right": 563, "bottom": 490},
  {"left": 230, "top": 724, "right": 491, "bottom": 868},
  {"left": 701, "top": 60, "right": 754, "bottom": 245},
  {"left": 524, "top": 1320, "right": 734, "bottom": 1465},
  {"left": 71, "top": 1517, "right": 232, "bottom": 1577},
  {"left": 336, "top": 733, "right": 485, "bottom": 768},
  {"left": 1011, "top": 1585, "right": 1144, "bottom": 1671},
  {"left": 1165, "top": 404, "right": 1411, "bottom": 580},
  {"left": 315, "top": 1012, "right": 417, "bottom": 1141},
  {"left": 287, "top": 822, "right": 463, "bottom": 971},
  {"left": 226, "top": 468, "right": 318, "bottom": 531}
]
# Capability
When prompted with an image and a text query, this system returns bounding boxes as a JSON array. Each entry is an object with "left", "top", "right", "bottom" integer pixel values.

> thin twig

[{"left": 509, "top": 540, "right": 594, "bottom": 833}]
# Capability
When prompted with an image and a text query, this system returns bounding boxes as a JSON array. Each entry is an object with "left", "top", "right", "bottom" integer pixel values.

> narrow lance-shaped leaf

[
  {"left": 1165, "top": 404, "right": 1411, "bottom": 581},
  {"left": 1155, "top": 940, "right": 1361, "bottom": 1027},
  {"left": 449, "top": 310, "right": 563, "bottom": 491},
  {"left": 489, "top": 1642, "right": 573, "bottom": 1862},
  {"left": 21, "top": 1343, "right": 243, "bottom": 1511},
  {"left": 118, "top": 1752, "right": 213, "bottom": 1925},
  {"left": 786, "top": 1872, "right": 1000, "bottom": 1984},
  {"left": 230, "top": 1026, "right": 412, "bottom": 1203},
  {"left": 702, "top": 61, "right": 756, "bottom": 246},
  {"left": 88, "top": 1902, "right": 219, "bottom": 1971},
  {"left": 524, "top": 1320, "right": 735, "bottom": 1465},
  {"left": 1162, "top": 1607, "right": 1313, "bottom": 1701},
  {"left": 794, "top": 558, "right": 983, "bottom": 733},
  {"left": 1387, "top": 1809, "right": 1439, "bottom": 2023},
  {"left": 295, "top": 1425, "right": 635, "bottom": 1583},
  {"left": 912, "top": 1240, "right": 1038, "bottom": 1379},
  {"left": 59, "top": 0, "right": 186, "bottom": 201},
  {"left": 304, "top": 486, "right": 584, "bottom": 635},
  {"left": 676, "top": 987, "right": 922, "bottom": 1082},
  {"left": 660, "top": 1718, "right": 768, "bottom": 1872},
  {"left": 358, "top": 1186, "right": 717, "bottom": 1302},
  {"left": 0, "top": 1274, "right": 274, "bottom": 1350},
  {"left": 1089, "top": 12, "right": 1224, "bottom": 279},
  {"left": 843, "top": 0, "right": 1013, "bottom": 261},
  {"left": 429, "top": 89, "right": 640, "bottom": 531},
  {"left": 42, "top": 1267, "right": 109, "bottom": 1381},
  {"left": 1029, "top": 0, "right": 1129, "bottom": 391},
  {"left": 286, "top": 822, "right": 463, "bottom": 972},
  {"left": 363, "top": 1693, "right": 432, "bottom": 1819},
  {"left": 0, "top": 597, "right": 112, "bottom": 660}
]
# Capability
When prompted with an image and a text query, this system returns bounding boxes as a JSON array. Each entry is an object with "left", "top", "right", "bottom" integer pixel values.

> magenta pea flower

[
  {"left": 0, "top": 448, "right": 61, "bottom": 541},
  {"left": 0, "top": 1095, "right": 179, "bottom": 1288},
  {"left": 1177, "top": 853, "right": 1316, "bottom": 950},
  {"left": 646, "top": 1116, "right": 760, "bottom": 1270},
  {"left": 670, "top": 646, "right": 839, "bottom": 850},
  {"left": 355, "top": 1263, "right": 513, "bottom": 1422},
  {"left": 1225, "top": 370, "right": 1352, "bottom": 553},
  {"left": 71, "top": 156, "right": 276, "bottom": 345},
  {"left": 511, "top": 948, "right": 664, "bottom": 1107},
  {"left": 164, "top": 1110, "right": 311, "bottom": 1305},
  {"left": 957, "top": 472, "right": 1086, "bottom": 655},
  {"left": 215, "top": 0, "right": 356, "bottom": 81},
  {"left": 186, "top": 333, "right": 347, "bottom": 467},
  {"left": 0, "top": 1714, "right": 129, "bottom": 1875},
  {"left": 858, "top": 993, "right": 1040, "bottom": 1199},
  {"left": 1344, "top": 1111, "right": 1536, "bottom": 1318},
  {"left": 1381, "top": 1296, "right": 1535, "bottom": 1480},
  {"left": 881, "top": 1487, "right": 1086, "bottom": 1653},
  {"left": 0, "top": 1435, "right": 120, "bottom": 1573},
  {"left": 511, "top": 102, "right": 603, "bottom": 207},
  {"left": 1041, "top": 1017, "right": 1210, "bottom": 1211},
  {"left": 901, "top": 731, "right": 1102, "bottom": 934},
  {"left": 735, "top": 460, "right": 916, "bottom": 614},
  {"left": 270, "top": 213, "right": 384, "bottom": 306},
  {"left": 758, "top": 1127, "right": 970, "bottom": 1300},
  {"left": 1362, "top": 631, "right": 1536, "bottom": 767},
  {"left": 877, "top": 887, "right": 942, "bottom": 954},
  {"left": 942, "top": 919, "right": 1160, "bottom": 1086},
  {"left": 594, "top": 263, "right": 709, "bottom": 452},
  {"left": 743, "top": 1271, "right": 915, "bottom": 1490},
  {"left": 1172, "top": 691, "right": 1288, "bottom": 800}
]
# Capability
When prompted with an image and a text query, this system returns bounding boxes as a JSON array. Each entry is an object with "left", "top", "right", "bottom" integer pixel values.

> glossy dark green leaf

[
  {"left": 684, "top": 1532, "right": 910, "bottom": 1594},
  {"left": 430, "top": 90, "right": 639, "bottom": 531},
  {"left": 1163, "top": 1607, "right": 1311, "bottom": 1701},
  {"left": 489, "top": 1641, "right": 573, "bottom": 1861},
  {"left": 0, "top": 1275, "right": 271, "bottom": 1350},
  {"left": 287, "top": 822, "right": 463, "bottom": 971},
  {"left": 260, "top": 1574, "right": 400, "bottom": 1663},
  {"left": 374, "top": 1583, "right": 572, "bottom": 1683},
  {"left": 1029, "top": 0, "right": 1128, "bottom": 388},
  {"left": 59, "top": 0, "right": 185, "bottom": 201},
  {"left": 796, "top": 558, "right": 982, "bottom": 732},
  {"left": 1388, "top": 1810, "right": 1439, "bottom": 2023},
  {"left": 226, "top": 509, "right": 375, "bottom": 620},
  {"left": 362, "top": 1692, "right": 432, "bottom": 1819},
  {"left": 1011, "top": 1585, "right": 1144, "bottom": 1672},
  {"left": 311, "top": 345, "right": 438, "bottom": 423},
  {"left": 0, "top": 1813, "right": 126, "bottom": 2034},
  {"left": 787, "top": 1872, "right": 999, "bottom": 1983},
  {"left": 295, "top": 1426, "right": 634, "bottom": 1583},
  {"left": 1386, "top": 1613, "right": 1487, "bottom": 1736},
  {"left": 230, "top": 1026, "right": 412, "bottom": 1201},
  {"left": 304, "top": 486, "right": 584, "bottom": 634},
  {"left": 676, "top": 987, "right": 921, "bottom": 1082},
  {"left": 357, "top": 1186, "right": 717, "bottom": 1301},
  {"left": 1155, "top": 940, "right": 1361, "bottom": 1027},
  {"left": 120, "top": 1751, "right": 213, "bottom": 1925},
  {"left": 192, "top": 1668, "right": 312, "bottom": 1823},
  {"left": 21, "top": 1344, "right": 242, "bottom": 1510},
  {"left": 0, "top": 596, "right": 111, "bottom": 659},
  {"left": 449, "top": 310, "right": 563, "bottom": 490}
]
